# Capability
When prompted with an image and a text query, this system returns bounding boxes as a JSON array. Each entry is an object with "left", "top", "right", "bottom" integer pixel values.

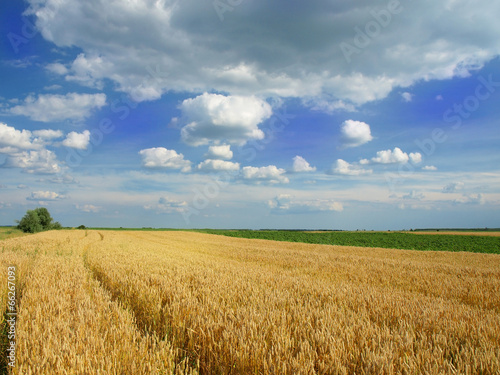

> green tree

[
  {"left": 35, "top": 207, "right": 52, "bottom": 228},
  {"left": 16, "top": 210, "right": 43, "bottom": 233},
  {"left": 16, "top": 208, "right": 62, "bottom": 233}
]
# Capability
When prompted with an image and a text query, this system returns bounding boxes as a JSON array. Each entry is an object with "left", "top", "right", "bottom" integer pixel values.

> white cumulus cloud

[
  {"left": 401, "top": 92, "right": 413, "bottom": 102},
  {"left": 62, "top": 130, "right": 90, "bottom": 150},
  {"left": 241, "top": 165, "right": 289, "bottom": 184},
  {"left": 362, "top": 147, "right": 422, "bottom": 165},
  {"left": 0, "top": 123, "right": 34, "bottom": 152},
  {"left": 205, "top": 144, "right": 233, "bottom": 160},
  {"left": 292, "top": 156, "right": 316, "bottom": 172},
  {"left": 4, "top": 149, "right": 63, "bottom": 174},
  {"left": 422, "top": 165, "right": 437, "bottom": 171},
  {"left": 9, "top": 93, "right": 106, "bottom": 122},
  {"left": 340, "top": 120, "right": 373, "bottom": 148},
  {"left": 329, "top": 159, "right": 372, "bottom": 176},
  {"left": 197, "top": 159, "right": 240, "bottom": 172},
  {"left": 33, "top": 129, "right": 64, "bottom": 140},
  {"left": 180, "top": 93, "right": 272, "bottom": 146},
  {"left": 139, "top": 147, "right": 191, "bottom": 172},
  {"left": 24, "top": 0, "right": 500, "bottom": 108}
]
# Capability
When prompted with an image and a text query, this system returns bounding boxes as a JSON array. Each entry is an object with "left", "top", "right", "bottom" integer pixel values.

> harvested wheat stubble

[{"left": 1, "top": 229, "right": 500, "bottom": 374}]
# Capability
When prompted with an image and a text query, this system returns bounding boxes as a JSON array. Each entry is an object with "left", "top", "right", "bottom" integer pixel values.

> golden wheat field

[{"left": 1, "top": 230, "right": 500, "bottom": 374}]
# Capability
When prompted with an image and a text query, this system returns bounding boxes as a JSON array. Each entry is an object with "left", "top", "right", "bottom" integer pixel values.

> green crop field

[
  {"left": 0, "top": 227, "right": 27, "bottom": 241},
  {"left": 197, "top": 229, "right": 500, "bottom": 254}
]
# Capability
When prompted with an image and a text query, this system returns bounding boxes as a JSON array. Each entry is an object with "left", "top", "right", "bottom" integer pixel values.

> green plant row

[{"left": 196, "top": 230, "right": 500, "bottom": 254}]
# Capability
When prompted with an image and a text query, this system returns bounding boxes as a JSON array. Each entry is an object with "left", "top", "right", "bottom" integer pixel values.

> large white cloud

[
  {"left": 1, "top": 123, "right": 65, "bottom": 153},
  {"left": 4, "top": 149, "right": 63, "bottom": 174},
  {"left": 138, "top": 147, "right": 191, "bottom": 172},
  {"left": 340, "top": 120, "right": 373, "bottom": 148},
  {"left": 0, "top": 123, "right": 34, "bottom": 152},
  {"left": 179, "top": 93, "right": 272, "bottom": 146},
  {"left": 241, "top": 165, "right": 289, "bottom": 184},
  {"left": 9, "top": 93, "right": 106, "bottom": 122},
  {"left": 26, "top": 0, "right": 500, "bottom": 107},
  {"left": 0, "top": 123, "right": 67, "bottom": 174}
]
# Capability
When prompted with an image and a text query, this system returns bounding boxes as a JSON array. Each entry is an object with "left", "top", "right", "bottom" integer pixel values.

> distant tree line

[{"left": 16, "top": 207, "right": 62, "bottom": 233}]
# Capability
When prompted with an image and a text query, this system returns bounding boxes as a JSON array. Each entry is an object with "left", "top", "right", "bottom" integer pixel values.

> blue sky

[{"left": 0, "top": 0, "right": 499, "bottom": 230}]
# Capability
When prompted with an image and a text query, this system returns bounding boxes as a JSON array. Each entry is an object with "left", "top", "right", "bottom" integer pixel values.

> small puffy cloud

[
  {"left": 371, "top": 147, "right": 409, "bottom": 164},
  {"left": 401, "top": 92, "right": 414, "bottom": 102},
  {"left": 205, "top": 144, "right": 233, "bottom": 160},
  {"left": 197, "top": 159, "right": 240, "bottom": 172},
  {"left": 292, "top": 156, "right": 316, "bottom": 172},
  {"left": 268, "top": 194, "right": 343, "bottom": 214},
  {"left": 46, "top": 62, "right": 68, "bottom": 75},
  {"left": 442, "top": 182, "right": 465, "bottom": 193},
  {"left": 241, "top": 165, "right": 289, "bottom": 184},
  {"left": 422, "top": 165, "right": 437, "bottom": 171},
  {"left": 62, "top": 130, "right": 90, "bottom": 150},
  {"left": 4, "top": 149, "right": 63, "bottom": 174},
  {"left": 76, "top": 204, "right": 101, "bottom": 213},
  {"left": 9, "top": 93, "right": 106, "bottom": 122},
  {"left": 340, "top": 120, "right": 373, "bottom": 148},
  {"left": 48, "top": 174, "right": 79, "bottom": 184},
  {"left": 435, "top": 95, "right": 444, "bottom": 101},
  {"left": 454, "top": 193, "right": 485, "bottom": 205},
  {"left": 364, "top": 147, "right": 421, "bottom": 165},
  {"left": 27, "top": 191, "right": 64, "bottom": 201},
  {"left": 44, "top": 84, "right": 63, "bottom": 91},
  {"left": 180, "top": 93, "right": 272, "bottom": 146},
  {"left": 409, "top": 152, "right": 422, "bottom": 164},
  {"left": 0, "top": 122, "right": 34, "bottom": 152},
  {"left": 329, "top": 159, "right": 372, "bottom": 176},
  {"left": 139, "top": 147, "right": 191, "bottom": 172},
  {"left": 145, "top": 197, "right": 189, "bottom": 214}
]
